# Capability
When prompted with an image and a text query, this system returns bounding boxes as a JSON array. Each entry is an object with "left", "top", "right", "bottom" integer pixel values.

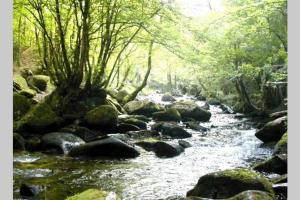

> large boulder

[
  {"left": 15, "top": 103, "right": 63, "bottom": 133},
  {"left": 162, "top": 93, "right": 176, "bottom": 102},
  {"left": 152, "top": 108, "right": 181, "bottom": 122},
  {"left": 41, "top": 132, "right": 85, "bottom": 154},
  {"left": 124, "top": 100, "right": 164, "bottom": 117},
  {"left": 274, "top": 132, "right": 287, "bottom": 155},
  {"left": 167, "top": 101, "right": 211, "bottom": 122},
  {"left": 68, "top": 136, "right": 140, "bottom": 158},
  {"left": 32, "top": 75, "right": 50, "bottom": 91},
  {"left": 13, "top": 93, "right": 32, "bottom": 120},
  {"left": 66, "top": 189, "right": 119, "bottom": 200},
  {"left": 187, "top": 168, "right": 274, "bottom": 199},
  {"left": 84, "top": 105, "right": 118, "bottom": 129},
  {"left": 253, "top": 154, "right": 287, "bottom": 175},
  {"left": 152, "top": 122, "right": 192, "bottom": 138},
  {"left": 255, "top": 116, "right": 287, "bottom": 143},
  {"left": 135, "top": 141, "right": 184, "bottom": 158}
]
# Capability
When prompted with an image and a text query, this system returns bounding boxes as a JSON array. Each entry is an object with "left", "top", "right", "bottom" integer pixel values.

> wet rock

[
  {"left": 108, "top": 133, "right": 131, "bottom": 143},
  {"left": 13, "top": 132, "right": 25, "bottom": 150},
  {"left": 25, "top": 136, "right": 42, "bottom": 151},
  {"left": 207, "top": 98, "right": 221, "bottom": 105},
  {"left": 117, "top": 123, "right": 140, "bottom": 133},
  {"left": 270, "top": 174, "right": 287, "bottom": 184},
  {"left": 162, "top": 93, "right": 176, "bottom": 102},
  {"left": 32, "top": 75, "right": 50, "bottom": 91},
  {"left": 274, "top": 132, "right": 287, "bottom": 155},
  {"left": 219, "top": 104, "right": 234, "bottom": 114},
  {"left": 15, "top": 103, "right": 63, "bottom": 133},
  {"left": 66, "top": 188, "right": 120, "bottom": 200},
  {"left": 178, "top": 140, "right": 192, "bottom": 148},
  {"left": 59, "top": 125, "right": 98, "bottom": 142},
  {"left": 136, "top": 141, "right": 184, "bottom": 158},
  {"left": 200, "top": 102, "right": 210, "bottom": 110},
  {"left": 196, "top": 95, "right": 206, "bottom": 101},
  {"left": 120, "top": 118, "right": 147, "bottom": 129},
  {"left": 42, "top": 132, "right": 85, "bottom": 154},
  {"left": 273, "top": 183, "right": 287, "bottom": 199},
  {"left": 152, "top": 108, "right": 181, "bottom": 122},
  {"left": 118, "top": 114, "right": 151, "bottom": 123},
  {"left": 69, "top": 136, "right": 140, "bottom": 158},
  {"left": 124, "top": 100, "right": 164, "bottom": 117},
  {"left": 185, "top": 190, "right": 275, "bottom": 200},
  {"left": 19, "top": 88, "right": 37, "bottom": 98},
  {"left": 162, "top": 195, "right": 185, "bottom": 200},
  {"left": 254, "top": 154, "right": 287, "bottom": 175},
  {"left": 152, "top": 122, "right": 192, "bottom": 138},
  {"left": 187, "top": 168, "right": 274, "bottom": 198},
  {"left": 84, "top": 105, "right": 118, "bottom": 129},
  {"left": 185, "top": 121, "right": 208, "bottom": 132},
  {"left": 127, "top": 130, "right": 160, "bottom": 139},
  {"left": 13, "top": 93, "right": 32, "bottom": 120},
  {"left": 168, "top": 100, "right": 211, "bottom": 122},
  {"left": 255, "top": 116, "right": 287, "bottom": 143},
  {"left": 20, "top": 184, "right": 41, "bottom": 197},
  {"left": 269, "top": 110, "right": 287, "bottom": 120}
]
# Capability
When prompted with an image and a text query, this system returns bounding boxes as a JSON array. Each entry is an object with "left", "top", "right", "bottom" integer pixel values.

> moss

[
  {"left": 122, "top": 118, "right": 147, "bottom": 129},
  {"left": 14, "top": 75, "right": 29, "bottom": 90},
  {"left": 84, "top": 105, "right": 118, "bottom": 127},
  {"left": 16, "top": 103, "right": 62, "bottom": 132},
  {"left": 274, "top": 132, "right": 287, "bottom": 154},
  {"left": 13, "top": 93, "right": 32, "bottom": 120},
  {"left": 66, "top": 189, "right": 112, "bottom": 200},
  {"left": 19, "top": 88, "right": 37, "bottom": 98},
  {"left": 227, "top": 190, "right": 274, "bottom": 200},
  {"left": 32, "top": 75, "right": 50, "bottom": 91}
]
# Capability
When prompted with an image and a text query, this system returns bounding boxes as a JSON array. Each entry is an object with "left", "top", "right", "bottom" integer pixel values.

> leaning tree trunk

[{"left": 124, "top": 40, "right": 154, "bottom": 104}]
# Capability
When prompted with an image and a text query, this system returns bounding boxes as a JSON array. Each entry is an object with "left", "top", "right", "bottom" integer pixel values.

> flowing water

[{"left": 13, "top": 94, "right": 274, "bottom": 200}]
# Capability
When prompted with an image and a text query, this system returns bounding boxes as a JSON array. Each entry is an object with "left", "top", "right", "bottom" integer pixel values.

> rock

[
  {"left": 219, "top": 104, "right": 234, "bottom": 114},
  {"left": 163, "top": 195, "right": 185, "bottom": 200},
  {"left": 116, "top": 89, "right": 129, "bottom": 102},
  {"left": 25, "top": 136, "right": 42, "bottom": 151},
  {"left": 185, "top": 190, "right": 275, "bottom": 200},
  {"left": 121, "top": 118, "right": 147, "bottom": 129},
  {"left": 19, "top": 88, "right": 37, "bottom": 98},
  {"left": 274, "top": 132, "right": 287, "bottom": 155},
  {"left": 200, "top": 103, "right": 210, "bottom": 110},
  {"left": 13, "top": 93, "right": 32, "bottom": 120},
  {"left": 13, "top": 133, "right": 25, "bottom": 150},
  {"left": 152, "top": 122, "right": 192, "bottom": 138},
  {"left": 108, "top": 133, "right": 131, "bottom": 143},
  {"left": 117, "top": 123, "right": 140, "bottom": 133},
  {"left": 185, "top": 121, "right": 208, "bottom": 132},
  {"left": 69, "top": 136, "right": 140, "bottom": 158},
  {"left": 253, "top": 154, "right": 287, "bottom": 175},
  {"left": 187, "top": 168, "right": 274, "bottom": 198},
  {"left": 127, "top": 130, "right": 160, "bottom": 139},
  {"left": 15, "top": 103, "right": 63, "bottom": 133},
  {"left": 207, "top": 98, "right": 221, "bottom": 105},
  {"left": 32, "top": 75, "right": 50, "bottom": 91},
  {"left": 269, "top": 110, "right": 287, "bottom": 119},
  {"left": 196, "top": 95, "right": 206, "bottom": 101},
  {"left": 66, "top": 188, "right": 120, "bottom": 200},
  {"left": 118, "top": 114, "right": 151, "bottom": 123},
  {"left": 152, "top": 108, "right": 181, "bottom": 122},
  {"left": 124, "top": 100, "right": 164, "bottom": 116},
  {"left": 14, "top": 74, "right": 37, "bottom": 97},
  {"left": 168, "top": 101, "right": 211, "bottom": 122},
  {"left": 270, "top": 174, "right": 287, "bottom": 184},
  {"left": 178, "top": 140, "right": 192, "bottom": 148},
  {"left": 84, "top": 105, "right": 118, "bottom": 129},
  {"left": 255, "top": 116, "right": 287, "bottom": 143},
  {"left": 59, "top": 125, "right": 98, "bottom": 142},
  {"left": 136, "top": 141, "right": 184, "bottom": 158},
  {"left": 42, "top": 132, "right": 85, "bottom": 154},
  {"left": 162, "top": 93, "right": 176, "bottom": 102},
  {"left": 273, "top": 183, "right": 287, "bottom": 199},
  {"left": 20, "top": 184, "right": 41, "bottom": 197}
]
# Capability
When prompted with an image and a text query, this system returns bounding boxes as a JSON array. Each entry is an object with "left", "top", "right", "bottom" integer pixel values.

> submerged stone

[{"left": 66, "top": 189, "right": 120, "bottom": 200}]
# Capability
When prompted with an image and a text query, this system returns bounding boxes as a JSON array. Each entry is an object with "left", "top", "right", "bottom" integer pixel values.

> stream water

[{"left": 13, "top": 94, "right": 274, "bottom": 200}]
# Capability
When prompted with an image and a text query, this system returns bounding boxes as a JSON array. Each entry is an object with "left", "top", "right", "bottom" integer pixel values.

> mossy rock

[
  {"left": 152, "top": 108, "right": 181, "bottom": 122},
  {"left": 66, "top": 189, "right": 120, "bottom": 200},
  {"left": 13, "top": 93, "right": 32, "bottom": 120},
  {"left": 84, "top": 105, "right": 118, "bottom": 128},
  {"left": 16, "top": 103, "right": 63, "bottom": 133},
  {"left": 187, "top": 168, "right": 275, "bottom": 199},
  {"left": 274, "top": 132, "right": 287, "bottom": 155},
  {"left": 123, "top": 100, "right": 164, "bottom": 117},
  {"left": 19, "top": 88, "right": 37, "bottom": 98},
  {"left": 254, "top": 154, "right": 287, "bottom": 175},
  {"left": 121, "top": 118, "right": 147, "bottom": 129},
  {"left": 13, "top": 75, "right": 28, "bottom": 90},
  {"left": 32, "top": 75, "right": 50, "bottom": 91}
]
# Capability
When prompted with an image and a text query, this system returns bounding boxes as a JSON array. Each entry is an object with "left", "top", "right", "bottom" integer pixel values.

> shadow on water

[{"left": 13, "top": 94, "right": 274, "bottom": 200}]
